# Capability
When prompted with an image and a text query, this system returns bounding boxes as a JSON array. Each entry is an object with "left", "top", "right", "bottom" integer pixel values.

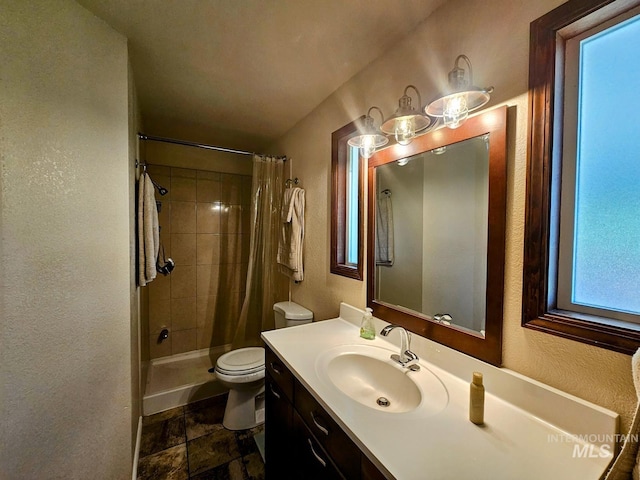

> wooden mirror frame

[
  {"left": 331, "top": 117, "right": 365, "bottom": 280},
  {"left": 367, "top": 106, "right": 507, "bottom": 366}
]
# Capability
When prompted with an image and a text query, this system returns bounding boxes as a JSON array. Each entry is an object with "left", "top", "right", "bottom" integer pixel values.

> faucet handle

[
  {"left": 403, "top": 350, "right": 420, "bottom": 371},
  {"left": 404, "top": 349, "right": 418, "bottom": 361},
  {"left": 391, "top": 349, "right": 420, "bottom": 369}
]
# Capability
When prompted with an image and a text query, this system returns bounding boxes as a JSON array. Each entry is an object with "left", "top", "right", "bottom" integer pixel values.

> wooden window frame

[
  {"left": 330, "top": 117, "right": 365, "bottom": 280},
  {"left": 523, "top": 0, "right": 640, "bottom": 354}
]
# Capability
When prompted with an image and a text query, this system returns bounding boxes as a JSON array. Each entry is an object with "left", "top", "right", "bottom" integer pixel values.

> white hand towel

[
  {"left": 137, "top": 173, "right": 159, "bottom": 286},
  {"left": 604, "top": 348, "right": 640, "bottom": 480},
  {"left": 277, "top": 187, "right": 305, "bottom": 282}
]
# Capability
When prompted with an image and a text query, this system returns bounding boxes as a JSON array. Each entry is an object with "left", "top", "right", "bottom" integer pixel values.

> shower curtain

[{"left": 231, "top": 155, "right": 285, "bottom": 348}]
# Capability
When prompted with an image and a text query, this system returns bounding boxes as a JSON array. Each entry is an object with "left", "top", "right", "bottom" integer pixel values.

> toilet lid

[{"left": 216, "top": 347, "right": 265, "bottom": 375}]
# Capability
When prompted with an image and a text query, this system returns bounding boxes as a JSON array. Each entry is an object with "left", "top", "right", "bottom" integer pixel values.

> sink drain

[{"left": 376, "top": 397, "right": 390, "bottom": 407}]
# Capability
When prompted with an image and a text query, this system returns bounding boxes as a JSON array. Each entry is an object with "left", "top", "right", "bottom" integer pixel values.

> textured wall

[
  {"left": 0, "top": 0, "right": 132, "bottom": 477},
  {"left": 128, "top": 59, "right": 143, "bottom": 449},
  {"left": 273, "top": 0, "right": 636, "bottom": 433}
]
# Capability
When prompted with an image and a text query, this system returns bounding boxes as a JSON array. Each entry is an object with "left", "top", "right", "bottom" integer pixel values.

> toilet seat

[{"left": 215, "top": 347, "right": 265, "bottom": 379}]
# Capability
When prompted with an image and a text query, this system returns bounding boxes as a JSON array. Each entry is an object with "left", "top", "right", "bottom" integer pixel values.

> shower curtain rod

[{"left": 137, "top": 133, "right": 285, "bottom": 159}]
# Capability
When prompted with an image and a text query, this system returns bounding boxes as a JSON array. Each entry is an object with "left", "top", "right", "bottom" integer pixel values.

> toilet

[{"left": 214, "top": 301, "right": 313, "bottom": 430}]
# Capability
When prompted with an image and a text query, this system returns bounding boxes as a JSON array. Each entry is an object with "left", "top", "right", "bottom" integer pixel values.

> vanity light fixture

[
  {"left": 397, "top": 157, "right": 410, "bottom": 166},
  {"left": 347, "top": 106, "right": 389, "bottom": 159},
  {"left": 381, "top": 85, "right": 433, "bottom": 146},
  {"left": 425, "top": 55, "right": 493, "bottom": 129}
]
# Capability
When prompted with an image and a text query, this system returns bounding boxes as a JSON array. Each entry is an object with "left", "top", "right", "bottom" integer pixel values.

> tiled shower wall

[{"left": 144, "top": 165, "right": 252, "bottom": 359}]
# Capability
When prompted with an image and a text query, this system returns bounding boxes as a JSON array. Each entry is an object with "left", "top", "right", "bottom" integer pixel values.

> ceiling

[{"left": 78, "top": 0, "right": 445, "bottom": 151}]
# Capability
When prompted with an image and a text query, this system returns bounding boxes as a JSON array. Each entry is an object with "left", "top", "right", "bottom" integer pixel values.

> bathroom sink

[{"left": 316, "top": 344, "right": 448, "bottom": 414}]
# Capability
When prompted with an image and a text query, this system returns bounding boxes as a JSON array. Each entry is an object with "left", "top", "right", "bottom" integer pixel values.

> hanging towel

[
  {"left": 137, "top": 172, "right": 159, "bottom": 286},
  {"left": 277, "top": 187, "right": 305, "bottom": 281},
  {"left": 604, "top": 348, "right": 640, "bottom": 480},
  {"left": 376, "top": 192, "right": 394, "bottom": 266}
]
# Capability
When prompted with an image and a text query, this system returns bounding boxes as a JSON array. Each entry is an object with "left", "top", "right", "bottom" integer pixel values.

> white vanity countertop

[{"left": 262, "top": 304, "right": 618, "bottom": 480}]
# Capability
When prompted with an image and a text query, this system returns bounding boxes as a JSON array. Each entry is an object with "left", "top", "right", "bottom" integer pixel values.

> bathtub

[{"left": 143, "top": 345, "right": 230, "bottom": 415}]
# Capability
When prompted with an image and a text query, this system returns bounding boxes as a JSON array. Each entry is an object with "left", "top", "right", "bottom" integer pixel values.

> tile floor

[{"left": 137, "top": 393, "right": 265, "bottom": 480}]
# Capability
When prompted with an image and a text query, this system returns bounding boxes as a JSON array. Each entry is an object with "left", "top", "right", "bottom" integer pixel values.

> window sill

[{"left": 523, "top": 309, "right": 640, "bottom": 355}]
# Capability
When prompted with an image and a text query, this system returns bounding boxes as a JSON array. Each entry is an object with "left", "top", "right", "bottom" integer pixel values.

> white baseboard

[{"left": 132, "top": 415, "right": 142, "bottom": 480}]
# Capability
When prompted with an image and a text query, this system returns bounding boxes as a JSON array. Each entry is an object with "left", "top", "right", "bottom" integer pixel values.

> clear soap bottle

[
  {"left": 469, "top": 371, "right": 485, "bottom": 425},
  {"left": 360, "top": 307, "right": 375, "bottom": 340}
]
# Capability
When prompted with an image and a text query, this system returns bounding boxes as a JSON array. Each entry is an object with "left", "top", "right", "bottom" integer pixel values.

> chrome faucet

[{"left": 379, "top": 325, "right": 420, "bottom": 370}]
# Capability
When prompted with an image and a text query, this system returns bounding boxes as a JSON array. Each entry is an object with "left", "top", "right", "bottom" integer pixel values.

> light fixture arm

[
  {"left": 402, "top": 85, "right": 422, "bottom": 111},
  {"left": 426, "top": 53, "right": 494, "bottom": 128},
  {"left": 367, "top": 106, "right": 384, "bottom": 123},
  {"left": 380, "top": 84, "right": 433, "bottom": 142},
  {"left": 450, "top": 54, "right": 473, "bottom": 90}
]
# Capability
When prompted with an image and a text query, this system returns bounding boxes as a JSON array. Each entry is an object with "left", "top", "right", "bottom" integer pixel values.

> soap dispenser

[
  {"left": 360, "top": 308, "right": 375, "bottom": 340},
  {"left": 469, "top": 371, "right": 485, "bottom": 425}
]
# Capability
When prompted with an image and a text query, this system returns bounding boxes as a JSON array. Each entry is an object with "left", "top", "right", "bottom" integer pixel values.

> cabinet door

[
  {"left": 293, "top": 411, "right": 344, "bottom": 480},
  {"left": 295, "top": 381, "right": 360, "bottom": 478},
  {"left": 265, "top": 372, "right": 293, "bottom": 479},
  {"left": 362, "top": 454, "right": 389, "bottom": 480},
  {"left": 266, "top": 345, "right": 294, "bottom": 401}
]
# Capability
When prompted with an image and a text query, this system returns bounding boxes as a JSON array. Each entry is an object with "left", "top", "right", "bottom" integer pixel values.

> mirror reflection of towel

[{"left": 376, "top": 193, "right": 394, "bottom": 266}]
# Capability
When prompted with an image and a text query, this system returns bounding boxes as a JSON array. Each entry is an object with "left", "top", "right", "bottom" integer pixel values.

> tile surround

[
  {"left": 149, "top": 298, "right": 171, "bottom": 334},
  {"left": 196, "top": 203, "right": 221, "bottom": 234},
  {"left": 171, "top": 234, "right": 197, "bottom": 266},
  {"left": 171, "top": 297, "right": 197, "bottom": 331},
  {"left": 171, "top": 265, "right": 197, "bottom": 299},
  {"left": 171, "top": 202, "right": 197, "bottom": 234},
  {"left": 171, "top": 176, "right": 197, "bottom": 202},
  {"left": 171, "top": 329, "right": 197, "bottom": 354},
  {"left": 144, "top": 166, "right": 251, "bottom": 358}
]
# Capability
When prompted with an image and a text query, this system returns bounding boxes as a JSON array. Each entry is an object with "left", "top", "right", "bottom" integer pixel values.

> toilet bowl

[{"left": 214, "top": 301, "right": 313, "bottom": 430}]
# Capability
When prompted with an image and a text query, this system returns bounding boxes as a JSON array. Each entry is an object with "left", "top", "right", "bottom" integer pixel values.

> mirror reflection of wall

[
  {"left": 375, "top": 135, "right": 489, "bottom": 333},
  {"left": 375, "top": 159, "right": 424, "bottom": 312}
]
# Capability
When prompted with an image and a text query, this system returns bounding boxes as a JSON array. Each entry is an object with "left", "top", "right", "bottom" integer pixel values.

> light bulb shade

[
  {"left": 348, "top": 132, "right": 388, "bottom": 159},
  {"left": 442, "top": 93, "right": 469, "bottom": 129},
  {"left": 381, "top": 85, "right": 433, "bottom": 143},
  {"left": 392, "top": 116, "right": 417, "bottom": 145},
  {"left": 347, "top": 107, "right": 388, "bottom": 159},
  {"left": 347, "top": 132, "right": 388, "bottom": 149},
  {"left": 425, "top": 55, "right": 493, "bottom": 129},
  {"left": 425, "top": 88, "right": 491, "bottom": 118}
]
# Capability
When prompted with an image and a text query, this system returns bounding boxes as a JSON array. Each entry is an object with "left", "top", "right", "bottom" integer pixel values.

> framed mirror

[
  {"left": 367, "top": 106, "right": 507, "bottom": 366},
  {"left": 331, "top": 117, "right": 366, "bottom": 280}
]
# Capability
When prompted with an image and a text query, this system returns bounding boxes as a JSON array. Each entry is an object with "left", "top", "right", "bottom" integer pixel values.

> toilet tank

[{"left": 273, "top": 301, "right": 313, "bottom": 329}]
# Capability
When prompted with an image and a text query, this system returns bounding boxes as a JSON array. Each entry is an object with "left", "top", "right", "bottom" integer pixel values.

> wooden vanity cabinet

[
  {"left": 293, "top": 410, "right": 344, "bottom": 479},
  {"left": 294, "top": 381, "right": 361, "bottom": 478},
  {"left": 265, "top": 371, "right": 293, "bottom": 479},
  {"left": 265, "top": 347, "right": 295, "bottom": 479},
  {"left": 264, "top": 345, "right": 389, "bottom": 480}
]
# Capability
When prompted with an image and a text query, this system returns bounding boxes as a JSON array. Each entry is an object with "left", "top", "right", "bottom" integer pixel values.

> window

[
  {"left": 523, "top": 0, "right": 640, "bottom": 353},
  {"left": 331, "top": 118, "right": 365, "bottom": 280},
  {"left": 345, "top": 145, "right": 360, "bottom": 265},
  {"left": 558, "top": 9, "right": 640, "bottom": 321}
]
